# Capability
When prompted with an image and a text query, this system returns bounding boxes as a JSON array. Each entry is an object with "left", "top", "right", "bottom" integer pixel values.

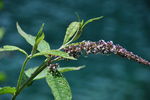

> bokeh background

[{"left": 0, "top": 0, "right": 150, "bottom": 100}]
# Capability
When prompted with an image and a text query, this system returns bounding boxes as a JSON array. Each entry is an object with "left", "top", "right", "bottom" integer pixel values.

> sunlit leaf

[
  {"left": 16, "top": 22, "right": 50, "bottom": 51},
  {"left": 0, "top": 87, "right": 16, "bottom": 95},
  {"left": 46, "top": 71, "right": 72, "bottom": 100},
  {"left": 63, "top": 22, "right": 80, "bottom": 44},
  {"left": 32, "top": 50, "right": 76, "bottom": 60},
  {"left": 0, "top": 45, "right": 28, "bottom": 56}
]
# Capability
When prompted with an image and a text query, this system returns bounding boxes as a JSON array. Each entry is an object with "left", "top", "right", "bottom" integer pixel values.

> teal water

[{"left": 0, "top": 0, "right": 150, "bottom": 100}]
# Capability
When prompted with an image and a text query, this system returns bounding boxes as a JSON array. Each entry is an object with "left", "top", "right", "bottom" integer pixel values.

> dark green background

[{"left": 0, "top": 0, "right": 150, "bottom": 100}]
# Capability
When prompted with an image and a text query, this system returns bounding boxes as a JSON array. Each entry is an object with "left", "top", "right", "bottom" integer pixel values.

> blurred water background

[{"left": 0, "top": 0, "right": 150, "bottom": 100}]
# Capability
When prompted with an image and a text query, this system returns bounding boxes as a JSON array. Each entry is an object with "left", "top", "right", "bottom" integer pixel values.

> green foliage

[
  {"left": 82, "top": 16, "right": 104, "bottom": 28},
  {"left": 63, "top": 22, "right": 80, "bottom": 44},
  {"left": 0, "top": 17, "right": 104, "bottom": 100},
  {"left": 0, "top": 45, "right": 28, "bottom": 56},
  {"left": 62, "top": 16, "right": 103, "bottom": 47},
  {"left": 16, "top": 23, "right": 50, "bottom": 52},
  {"left": 31, "top": 24, "right": 45, "bottom": 55},
  {"left": 0, "top": 72, "right": 6, "bottom": 81},
  {"left": 0, "top": 27, "right": 5, "bottom": 40},
  {"left": 58, "top": 66, "right": 85, "bottom": 73},
  {"left": 0, "top": 87, "right": 16, "bottom": 95},
  {"left": 0, "top": 0, "right": 4, "bottom": 10},
  {"left": 32, "top": 50, "right": 76, "bottom": 60},
  {"left": 46, "top": 71, "right": 72, "bottom": 100}
]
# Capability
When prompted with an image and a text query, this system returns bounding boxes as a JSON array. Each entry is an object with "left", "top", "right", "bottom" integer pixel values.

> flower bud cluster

[
  {"left": 48, "top": 63, "right": 59, "bottom": 72},
  {"left": 63, "top": 40, "right": 150, "bottom": 66}
]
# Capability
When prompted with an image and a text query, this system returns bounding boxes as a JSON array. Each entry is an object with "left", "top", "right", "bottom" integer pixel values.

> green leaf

[
  {"left": 70, "top": 17, "right": 103, "bottom": 42},
  {"left": 58, "top": 65, "right": 85, "bottom": 73},
  {"left": 25, "top": 66, "right": 85, "bottom": 80},
  {"left": 0, "top": 72, "right": 6, "bottom": 81},
  {"left": 0, "top": 0, "right": 4, "bottom": 9},
  {"left": 32, "top": 24, "right": 45, "bottom": 54},
  {"left": 70, "top": 20, "right": 84, "bottom": 42},
  {"left": 63, "top": 22, "right": 80, "bottom": 44},
  {"left": 0, "top": 27, "right": 5, "bottom": 40},
  {"left": 82, "top": 16, "right": 104, "bottom": 29},
  {"left": 32, "top": 50, "right": 76, "bottom": 60},
  {"left": 16, "top": 22, "right": 50, "bottom": 51},
  {"left": 0, "top": 45, "right": 28, "bottom": 56},
  {"left": 0, "top": 87, "right": 16, "bottom": 95},
  {"left": 35, "top": 24, "right": 45, "bottom": 45},
  {"left": 46, "top": 71, "right": 72, "bottom": 100}
]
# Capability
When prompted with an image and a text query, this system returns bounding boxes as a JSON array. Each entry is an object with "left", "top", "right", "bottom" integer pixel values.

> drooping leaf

[
  {"left": 31, "top": 24, "right": 45, "bottom": 54},
  {"left": 25, "top": 66, "right": 85, "bottom": 80},
  {"left": 16, "top": 22, "right": 50, "bottom": 51},
  {"left": 32, "top": 50, "right": 76, "bottom": 60},
  {"left": 0, "top": 45, "right": 28, "bottom": 56},
  {"left": 46, "top": 71, "right": 72, "bottom": 100},
  {"left": 0, "top": 87, "right": 16, "bottom": 95},
  {"left": 63, "top": 22, "right": 80, "bottom": 44}
]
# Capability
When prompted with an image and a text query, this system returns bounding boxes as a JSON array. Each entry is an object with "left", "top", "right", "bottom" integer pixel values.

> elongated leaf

[
  {"left": 32, "top": 50, "right": 76, "bottom": 60},
  {"left": 32, "top": 24, "right": 45, "bottom": 54},
  {"left": 25, "top": 66, "right": 85, "bottom": 80},
  {"left": 63, "top": 22, "right": 80, "bottom": 44},
  {"left": 0, "top": 45, "right": 28, "bottom": 56},
  {"left": 35, "top": 24, "right": 45, "bottom": 45},
  {"left": 82, "top": 16, "right": 104, "bottom": 29},
  {"left": 58, "top": 66, "right": 85, "bottom": 73},
  {"left": 0, "top": 87, "right": 16, "bottom": 95},
  {"left": 16, "top": 22, "right": 50, "bottom": 51},
  {"left": 46, "top": 71, "right": 72, "bottom": 100}
]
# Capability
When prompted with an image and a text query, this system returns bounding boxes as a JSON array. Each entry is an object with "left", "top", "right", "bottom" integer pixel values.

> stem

[{"left": 16, "top": 57, "right": 31, "bottom": 91}]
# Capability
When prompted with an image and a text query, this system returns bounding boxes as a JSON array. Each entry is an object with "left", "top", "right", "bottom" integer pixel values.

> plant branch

[{"left": 12, "top": 57, "right": 62, "bottom": 100}]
